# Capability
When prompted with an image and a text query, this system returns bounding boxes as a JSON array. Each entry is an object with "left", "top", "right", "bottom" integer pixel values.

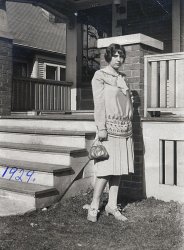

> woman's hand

[
  {"left": 128, "top": 107, "right": 133, "bottom": 120},
  {"left": 128, "top": 91, "right": 134, "bottom": 120},
  {"left": 98, "top": 129, "right": 108, "bottom": 141}
]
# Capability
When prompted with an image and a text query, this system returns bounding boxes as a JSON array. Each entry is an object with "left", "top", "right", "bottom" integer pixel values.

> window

[
  {"left": 46, "top": 65, "right": 57, "bottom": 80},
  {"left": 44, "top": 63, "right": 66, "bottom": 81},
  {"left": 60, "top": 67, "right": 66, "bottom": 81},
  {"left": 13, "top": 62, "right": 28, "bottom": 77}
]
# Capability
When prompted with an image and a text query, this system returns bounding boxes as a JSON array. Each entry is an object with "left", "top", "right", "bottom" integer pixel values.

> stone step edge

[
  {"left": 0, "top": 114, "right": 94, "bottom": 121},
  {"left": 0, "top": 142, "right": 87, "bottom": 155},
  {"left": 0, "top": 178, "right": 59, "bottom": 198},
  {"left": 0, "top": 126, "right": 95, "bottom": 136},
  {"left": 0, "top": 158, "right": 72, "bottom": 173}
]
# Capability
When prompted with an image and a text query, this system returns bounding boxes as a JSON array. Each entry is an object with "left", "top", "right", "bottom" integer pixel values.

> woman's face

[{"left": 109, "top": 51, "right": 124, "bottom": 70}]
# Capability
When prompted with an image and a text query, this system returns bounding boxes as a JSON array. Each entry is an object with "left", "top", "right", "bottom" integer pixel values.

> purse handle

[{"left": 92, "top": 138, "right": 103, "bottom": 147}]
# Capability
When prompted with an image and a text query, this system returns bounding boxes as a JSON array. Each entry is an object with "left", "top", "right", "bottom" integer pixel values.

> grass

[{"left": 0, "top": 191, "right": 183, "bottom": 250}]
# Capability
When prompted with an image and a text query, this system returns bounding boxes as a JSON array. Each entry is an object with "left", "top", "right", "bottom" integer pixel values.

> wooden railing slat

[
  {"left": 20, "top": 80, "right": 24, "bottom": 110},
  {"left": 151, "top": 62, "right": 159, "bottom": 108},
  {"left": 35, "top": 83, "right": 39, "bottom": 110},
  {"left": 176, "top": 59, "right": 184, "bottom": 107},
  {"left": 68, "top": 86, "right": 71, "bottom": 110},
  {"left": 160, "top": 61, "right": 167, "bottom": 108},
  {"left": 61, "top": 87, "right": 63, "bottom": 110},
  {"left": 47, "top": 84, "right": 50, "bottom": 111},
  {"left": 168, "top": 60, "right": 176, "bottom": 108},
  {"left": 58, "top": 86, "right": 61, "bottom": 110}
]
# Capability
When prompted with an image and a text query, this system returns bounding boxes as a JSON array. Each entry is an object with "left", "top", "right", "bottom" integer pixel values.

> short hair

[{"left": 104, "top": 44, "right": 126, "bottom": 63}]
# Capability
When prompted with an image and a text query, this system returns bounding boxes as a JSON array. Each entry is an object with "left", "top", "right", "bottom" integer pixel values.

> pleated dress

[{"left": 91, "top": 67, "right": 134, "bottom": 177}]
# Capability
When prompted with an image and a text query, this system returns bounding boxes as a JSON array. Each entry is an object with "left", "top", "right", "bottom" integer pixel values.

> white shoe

[
  {"left": 105, "top": 205, "right": 127, "bottom": 221},
  {"left": 87, "top": 207, "right": 99, "bottom": 223}
]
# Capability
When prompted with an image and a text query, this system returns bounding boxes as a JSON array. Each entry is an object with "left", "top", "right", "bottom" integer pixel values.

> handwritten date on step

[{"left": 1, "top": 166, "right": 36, "bottom": 183}]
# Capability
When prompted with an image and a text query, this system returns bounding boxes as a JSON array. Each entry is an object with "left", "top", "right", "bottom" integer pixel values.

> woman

[{"left": 88, "top": 43, "right": 134, "bottom": 222}]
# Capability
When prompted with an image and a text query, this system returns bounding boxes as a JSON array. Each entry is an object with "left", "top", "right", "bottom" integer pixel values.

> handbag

[{"left": 88, "top": 139, "right": 109, "bottom": 161}]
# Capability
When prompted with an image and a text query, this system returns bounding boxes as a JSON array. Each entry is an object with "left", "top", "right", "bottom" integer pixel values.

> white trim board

[{"left": 97, "top": 33, "right": 164, "bottom": 51}]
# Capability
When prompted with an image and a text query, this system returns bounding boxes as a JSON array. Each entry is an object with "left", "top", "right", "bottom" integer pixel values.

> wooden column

[
  {"left": 0, "top": 0, "right": 13, "bottom": 115},
  {"left": 172, "top": 0, "right": 180, "bottom": 52},
  {"left": 112, "top": 0, "right": 127, "bottom": 36},
  {"left": 66, "top": 19, "right": 82, "bottom": 110}
]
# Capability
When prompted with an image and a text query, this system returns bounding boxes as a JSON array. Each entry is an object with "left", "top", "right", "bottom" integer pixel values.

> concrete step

[
  {"left": 0, "top": 126, "right": 94, "bottom": 136},
  {"left": 0, "top": 142, "right": 88, "bottom": 165},
  {"left": 0, "top": 127, "right": 95, "bottom": 148},
  {"left": 10, "top": 113, "right": 94, "bottom": 120},
  {"left": 0, "top": 116, "right": 95, "bottom": 215},
  {"left": 0, "top": 178, "right": 60, "bottom": 211},
  {"left": 0, "top": 158, "right": 72, "bottom": 186},
  {"left": 0, "top": 196, "right": 35, "bottom": 216},
  {"left": 0, "top": 117, "right": 96, "bottom": 132}
]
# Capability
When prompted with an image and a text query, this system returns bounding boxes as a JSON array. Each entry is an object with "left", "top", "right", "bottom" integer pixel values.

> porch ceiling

[
  {"left": 6, "top": 0, "right": 114, "bottom": 33},
  {"left": 7, "top": 0, "right": 113, "bottom": 17}
]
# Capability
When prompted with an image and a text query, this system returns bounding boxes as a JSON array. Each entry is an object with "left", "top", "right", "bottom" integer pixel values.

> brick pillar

[
  {"left": 0, "top": 0, "right": 13, "bottom": 115},
  {"left": 98, "top": 34, "right": 163, "bottom": 200}
]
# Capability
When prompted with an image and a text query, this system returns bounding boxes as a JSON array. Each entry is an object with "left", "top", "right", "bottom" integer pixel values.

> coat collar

[
  {"left": 100, "top": 66, "right": 119, "bottom": 77},
  {"left": 100, "top": 66, "right": 129, "bottom": 95}
]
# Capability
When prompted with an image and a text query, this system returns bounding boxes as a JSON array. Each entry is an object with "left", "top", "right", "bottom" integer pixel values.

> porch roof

[{"left": 7, "top": 2, "right": 66, "bottom": 55}]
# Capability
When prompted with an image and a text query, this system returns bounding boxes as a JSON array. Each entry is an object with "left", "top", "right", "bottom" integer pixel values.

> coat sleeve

[{"left": 91, "top": 70, "right": 106, "bottom": 130}]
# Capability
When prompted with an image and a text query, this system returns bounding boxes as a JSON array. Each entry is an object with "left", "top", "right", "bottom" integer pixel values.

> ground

[{"left": 0, "top": 192, "right": 183, "bottom": 250}]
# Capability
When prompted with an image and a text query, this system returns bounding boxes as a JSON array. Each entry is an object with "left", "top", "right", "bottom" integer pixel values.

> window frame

[{"left": 44, "top": 62, "right": 66, "bottom": 81}]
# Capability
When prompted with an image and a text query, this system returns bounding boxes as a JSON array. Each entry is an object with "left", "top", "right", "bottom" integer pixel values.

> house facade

[
  {"left": 6, "top": 2, "right": 67, "bottom": 112},
  {"left": 0, "top": 0, "right": 184, "bottom": 215}
]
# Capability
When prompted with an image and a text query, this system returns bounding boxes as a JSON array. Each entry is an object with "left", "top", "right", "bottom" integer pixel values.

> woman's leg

[
  {"left": 90, "top": 176, "right": 109, "bottom": 209},
  {"left": 107, "top": 175, "right": 121, "bottom": 209},
  {"left": 105, "top": 175, "right": 127, "bottom": 221}
]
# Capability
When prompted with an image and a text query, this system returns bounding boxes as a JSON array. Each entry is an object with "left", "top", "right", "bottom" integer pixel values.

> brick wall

[
  {"left": 0, "top": 37, "right": 12, "bottom": 115},
  {"left": 100, "top": 43, "right": 162, "bottom": 200}
]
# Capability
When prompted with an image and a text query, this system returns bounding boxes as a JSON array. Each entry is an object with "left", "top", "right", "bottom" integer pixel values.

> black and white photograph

[{"left": 0, "top": 0, "right": 183, "bottom": 249}]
